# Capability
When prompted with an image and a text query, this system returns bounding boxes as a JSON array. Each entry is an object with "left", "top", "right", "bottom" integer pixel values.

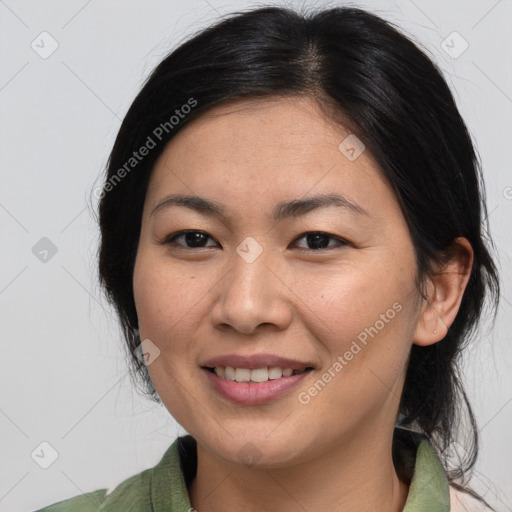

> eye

[
  {"left": 291, "top": 232, "right": 350, "bottom": 251},
  {"left": 161, "top": 230, "right": 218, "bottom": 249},
  {"left": 160, "top": 230, "right": 350, "bottom": 251}
]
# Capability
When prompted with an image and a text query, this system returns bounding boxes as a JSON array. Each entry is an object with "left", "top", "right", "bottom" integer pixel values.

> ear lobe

[{"left": 413, "top": 237, "right": 474, "bottom": 347}]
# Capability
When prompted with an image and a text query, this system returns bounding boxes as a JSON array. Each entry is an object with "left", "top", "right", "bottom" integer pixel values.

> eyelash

[{"left": 160, "top": 230, "right": 350, "bottom": 251}]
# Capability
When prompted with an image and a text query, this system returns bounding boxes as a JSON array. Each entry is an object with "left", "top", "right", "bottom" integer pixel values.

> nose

[{"left": 208, "top": 247, "right": 293, "bottom": 335}]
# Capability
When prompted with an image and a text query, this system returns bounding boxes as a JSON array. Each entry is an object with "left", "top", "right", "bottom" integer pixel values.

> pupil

[
  {"left": 307, "top": 233, "right": 329, "bottom": 249},
  {"left": 182, "top": 233, "right": 330, "bottom": 249},
  {"left": 186, "top": 232, "right": 207, "bottom": 247}
]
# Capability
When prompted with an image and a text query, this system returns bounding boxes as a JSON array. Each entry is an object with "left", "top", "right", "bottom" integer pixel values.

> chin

[{"left": 195, "top": 428, "right": 316, "bottom": 469}]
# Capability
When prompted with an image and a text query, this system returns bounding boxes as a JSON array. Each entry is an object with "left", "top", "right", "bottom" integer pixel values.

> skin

[{"left": 133, "top": 96, "right": 473, "bottom": 511}]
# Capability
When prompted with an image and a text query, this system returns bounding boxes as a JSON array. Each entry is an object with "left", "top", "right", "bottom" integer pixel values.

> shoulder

[
  {"left": 31, "top": 461, "right": 154, "bottom": 511},
  {"left": 449, "top": 485, "right": 493, "bottom": 512},
  {"left": 32, "top": 436, "right": 189, "bottom": 512},
  {"left": 32, "top": 489, "right": 109, "bottom": 511}
]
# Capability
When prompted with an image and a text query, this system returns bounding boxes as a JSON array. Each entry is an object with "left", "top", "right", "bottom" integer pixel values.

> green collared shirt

[{"left": 34, "top": 435, "right": 450, "bottom": 511}]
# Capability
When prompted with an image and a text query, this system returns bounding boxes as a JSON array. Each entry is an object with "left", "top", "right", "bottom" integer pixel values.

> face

[{"left": 133, "top": 96, "right": 424, "bottom": 468}]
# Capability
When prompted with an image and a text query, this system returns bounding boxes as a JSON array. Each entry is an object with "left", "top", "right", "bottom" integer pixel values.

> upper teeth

[{"left": 214, "top": 366, "right": 301, "bottom": 382}]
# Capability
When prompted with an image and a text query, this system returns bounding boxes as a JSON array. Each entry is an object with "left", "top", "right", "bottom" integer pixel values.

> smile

[
  {"left": 206, "top": 366, "right": 312, "bottom": 383},
  {"left": 202, "top": 366, "right": 314, "bottom": 405}
]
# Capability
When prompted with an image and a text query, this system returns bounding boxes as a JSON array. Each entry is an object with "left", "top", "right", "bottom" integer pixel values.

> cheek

[
  {"left": 297, "top": 263, "right": 398, "bottom": 336},
  {"left": 133, "top": 263, "right": 170, "bottom": 338},
  {"left": 133, "top": 251, "right": 225, "bottom": 389},
  {"left": 133, "top": 252, "right": 206, "bottom": 416},
  {"left": 297, "top": 260, "right": 415, "bottom": 381},
  {"left": 134, "top": 250, "right": 203, "bottom": 338}
]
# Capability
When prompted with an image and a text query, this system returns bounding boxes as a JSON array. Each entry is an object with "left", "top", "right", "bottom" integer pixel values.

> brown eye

[
  {"left": 292, "top": 232, "right": 349, "bottom": 250},
  {"left": 162, "top": 230, "right": 218, "bottom": 248}
]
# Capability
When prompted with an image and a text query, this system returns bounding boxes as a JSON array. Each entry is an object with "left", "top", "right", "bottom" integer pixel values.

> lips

[
  {"left": 200, "top": 353, "right": 316, "bottom": 405},
  {"left": 202, "top": 367, "right": 313, "bottom": 405}
]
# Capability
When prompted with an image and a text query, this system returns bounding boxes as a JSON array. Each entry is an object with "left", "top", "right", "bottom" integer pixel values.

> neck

[{"left": 188, "top": 427, "right": 409, "bottom": 512}]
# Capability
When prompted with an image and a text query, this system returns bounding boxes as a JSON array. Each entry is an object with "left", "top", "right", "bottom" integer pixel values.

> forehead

[
  {"left": 160, "top": 96, "right": 365, "bottom": 165},
  {"left": 146, "top": 96, "right": 396, "bottom": 217}
]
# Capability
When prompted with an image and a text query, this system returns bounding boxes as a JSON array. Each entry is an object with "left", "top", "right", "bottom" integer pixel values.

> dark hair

[{"left": 96, "top": 5, "right": 500, "bottom": 506}]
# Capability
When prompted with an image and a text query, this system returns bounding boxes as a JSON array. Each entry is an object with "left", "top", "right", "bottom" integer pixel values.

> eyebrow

[{"left": 150, "top": 193, "right": 370, "bottom": 222}]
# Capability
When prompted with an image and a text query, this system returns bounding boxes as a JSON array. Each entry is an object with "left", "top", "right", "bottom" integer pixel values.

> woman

[{"left": 35, "top": 5, "right": 500, "bottom": 511}]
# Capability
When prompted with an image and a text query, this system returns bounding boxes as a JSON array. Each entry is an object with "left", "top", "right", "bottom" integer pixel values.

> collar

[
  {"left": 101, "top": 433, "right": 450, "bottom": 511},
  {"left": 402, "top": 439, "right": 450, "bottom": 511}
]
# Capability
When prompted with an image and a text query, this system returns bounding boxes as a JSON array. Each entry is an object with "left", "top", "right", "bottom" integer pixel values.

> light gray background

[{"left": 1, "top": 0, "right": 511, "bottom": 510}]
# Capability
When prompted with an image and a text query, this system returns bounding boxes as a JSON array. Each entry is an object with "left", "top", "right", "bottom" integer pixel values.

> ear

[{"left": 413, "top": 237, "right": 474, "bottom": 346}]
